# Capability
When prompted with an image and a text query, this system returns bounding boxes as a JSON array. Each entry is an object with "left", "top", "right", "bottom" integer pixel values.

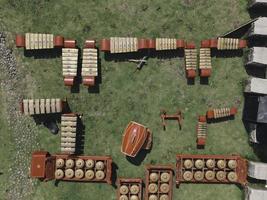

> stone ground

[{"left": 0, "top": 31, "right": 39, "bottom": 200}]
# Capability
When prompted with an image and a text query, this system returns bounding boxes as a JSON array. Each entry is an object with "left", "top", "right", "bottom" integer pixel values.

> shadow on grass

[
  {"left": 23, "top": 48, "right": 62, "bottom": 59},
  {"left": 213, "top": 49, "right": 244, "bottom": 58},
  {"left": 247, "top": 176, "right": 267, "bottom": 184},
  {"left": 187, "top": 78, "right": 195, "bottom": 85},
  {"left": 103, "top": 49, "right": 184, "bottom": 62},
  {"left": 244, "top": 65, "right": 266, "bottom": 79},
  {"left": 200, "top": 77, "right": 209, "bottom": 85},
  {"left": 242, "top": 106, "right": 267, "bottom": 162},
  {"left": 126, "top": 148, "right": 151, "bottom": 166},
  {"left": 31, "top": 98, "right": 74, "bottom": 133},
  {"left": 247, "top": 36, "right": 267, "bottom": 48},
  {"left": 207, "top": 115, "right": 235, "bottom": 124},
  {"left": 75, "top": 116, "right": 85, "bottom": 155},
  {"left": 248, "top": 6, "right": 267, "bottom": 18},
  {"left": 87, "top": 48, "right": 101, "bottom": 94},
  {"left": 54, "top": 180, "right": 60, "bottom": 187},
  {"left": 197, "top": 144, "right": 205, "bottom": 150},
  {"left": 252, "top": 143, "right": 267, "bottom": 162},
  {"left": 111, "top": 162, "right": 119, "bottom": 188},
  {"left": 220, "top": 22, "right": 254, "bottom": 39},
  {"left": 70, "top": 77, "right": 81, "bottom": 93},
  {"left": 33, "top": 113, "right": 61, "bottom": 134},
  {"left": 242, "top": 118, "right": 252, "bottom": 134}
]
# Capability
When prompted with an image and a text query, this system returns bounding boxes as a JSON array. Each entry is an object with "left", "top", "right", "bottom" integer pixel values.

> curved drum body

[{"left": 121, "top": 121, "right": 152, "bottom": 157}]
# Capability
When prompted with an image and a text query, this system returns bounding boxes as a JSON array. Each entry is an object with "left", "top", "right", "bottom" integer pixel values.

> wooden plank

[
  {"left": 83, "top": 58, "right": 98, "bottom": 63},
  {"left": 31, "top": 33, "right": 37, "bottom": 49},
  {"left": 82, "top": 69, "right": 98, "bottom": 76},
  {"left": 156, "top": 38, "right": 159, "bottom": 50},
  {"left": 27, "top": 33, "right": 32, "bottom": 49},
  {"left": 63, "top": 68, "right": 78, "bottom": 72},
  {"left": 49, "top": 34, "right": 54, "bottom": 48},
  {"left": 217, "top": 38, "right": 221, "bottom": 49},
  {"left": 62, "top": 48, "right": 78, "bottom": 77},
  {"left": 110, "top": 37, "right": 114, "bottom": 53},
  {"left": 28, "top": 99, "right": 34, "bottom": 115},
  {"left": 62, "top": 52, "right": 79, "bottom": 57},
  {"left": 30, "top": 33, "right": 35, "bottom": 50},
  {"left": 82, "top": 60, "right": 97, "bottom": 64},
  {"left": 25, "top": 33, "right": 30, "bottom": 50},
  {"left": 40, "top": 99, "right": 45, "bottom": 114},
  {"left": 83, "top": 53, "right": 97, "bottom": 59},
  {"left": 61, "top": 147, "right": 75, "bottom": 152},
  {"left": 61, "top": 121, "right": 77, "bottom": 126},
  {"left": 123, "top": 38, "right": 127, "bottom": 52},
  {"left": 61, "top": 142, "right": 76, "bottom": 148},
  {"left": 61, "top": 132, "right": 76, "bottom": 137},
  {"left": 51, "top": 98, "right": 56, "bottom": 113},
  {"left": 236, "top": 39, "right": 239, "bottom": 49},
  {"left": 23, "top": 99, "right": 29, "bottom": 115},
  {"left": 83, "top": 55, "right": 98, "bottom": 60},
  {"left": 62, "top": 60, "right": 77, "bottom": 65},
  {"left": 62, "top": 64, "right": 77, "bottom": 69},
  {"left": 61, "top": 137, "right": 76, "bottom": 142},
  {"left": 126, "top": 37, "right": 130, "bottom": 52},
  {"left": 34, "top": 99, "right": 40, "bottom": 114},
  {"left": 61, "top": 127, "right": 76, "bottom": 132},
  {"left": 133, "top": 38, "right": 138, "bottom": 51},
  {"left": 38, "top": 34, "right": 42, "bottom": 49},
  {"left": 34, "top": 33, "right": 39, "bottom": 49},
  {"left": 83, "top": 48, "right": 97, "bottom": 53},
  {"left": 82, "top": 63, "right": 98, "bottom": 68},
  {"left": 61, "top": 116, "right": 77, "bottom": 121},
  {"left": 62, "top": 56, "right": 78, "bottom": 61},
  {"left": 56, "top": 99, "right": 61, "bottom": 112},
  {"left": 63, "top": 72, "right": 77, "bottom": 76},
  {"left": 42, "top": 34, "right": 46, "bottom": 49},
  {"left": 62, "top": 48, "right": 78, "bottom": 53},
  {"left": 118, "top": 37, "right": 123, "bottom": 53},
  {"left": 82, "top": 68, "right": 98, "bottom": 72},
  {"left": 114, "top": 37, "right": 119, "bottom": 53},
  {"left": 45, "top": 99, "right": 50, "bottom": 113}
]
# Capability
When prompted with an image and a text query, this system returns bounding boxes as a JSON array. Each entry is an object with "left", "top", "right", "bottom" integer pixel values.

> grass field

[{"left": 0, "top": 0, "right": 262, "bottom": 200}]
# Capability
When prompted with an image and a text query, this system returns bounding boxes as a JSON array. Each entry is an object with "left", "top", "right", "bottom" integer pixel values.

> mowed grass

[{"left": 0, "top": 0, "right": 259, "bottom": 199}]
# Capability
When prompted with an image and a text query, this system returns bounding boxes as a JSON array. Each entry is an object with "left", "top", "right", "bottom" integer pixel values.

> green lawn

[{"left": 0, "top": 0, "right": 261, "bottom": 200}]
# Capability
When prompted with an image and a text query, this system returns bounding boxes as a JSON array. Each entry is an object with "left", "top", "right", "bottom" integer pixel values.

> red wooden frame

[
  {"left": 30, "top": 151, "right": 113, "bottom": 184},
  {"left": 145, "top": 165, "right": 174, "bottom": 200},
  {"left": 176, "top": 154, "right": 248, "bottom": 187},
  {"left": 117, "top": 178, "right": 143, "bottom": 200}
]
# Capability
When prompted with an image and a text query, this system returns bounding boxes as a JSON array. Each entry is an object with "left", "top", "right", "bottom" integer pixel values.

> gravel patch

[{"left": 0, "top": 32, "right": 40, "bottom": 200}]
